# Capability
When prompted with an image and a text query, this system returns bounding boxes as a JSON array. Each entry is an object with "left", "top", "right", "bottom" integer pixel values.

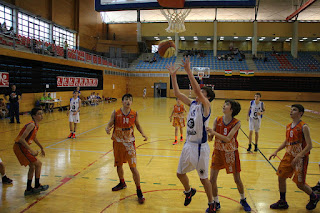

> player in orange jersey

[
  {"left": 169, "top": 98, "right": 186, "bottom": 145},
  {"left": 13, "top": 108, "right": 49, "bottom": 196},
  {"left": 269, "top": 104, "right": 319, "bottom": 210},
  {"left": 207, "top": 99, "right": 251, "bottom": 212},
  {"left": 105, "top": 94, "right": 148, "bottom": 204}
]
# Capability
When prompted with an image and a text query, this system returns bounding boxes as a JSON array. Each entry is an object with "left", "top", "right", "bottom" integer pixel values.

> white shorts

[
  {"left": 177, "top": 142, "right": 210, "bottom": 179},
  {"left": 69, "top": 112, "right": 80, "bottom": 123},
  {"left": 249, "top": 117, "right": 261, "bottom": 132}
]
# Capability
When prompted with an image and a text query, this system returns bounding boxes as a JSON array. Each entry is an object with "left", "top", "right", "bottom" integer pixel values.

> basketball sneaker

[
  {"left": 184, "top": 188, "right": 196, "bottom": 206},
  {"left": 35, "top": 184, "right": 49, "bottom": 191},
  {"left": 312, "top": 182, "right": 320, "bottom": 194},
  {"left": 270, "top": 200, "right": 289, "bottom": 209},
  {"left": 2, "top": 175, "right": 13, "bottom": 184},
  {"left": 112, "top": 182, "right": 127, "bottom": 191},
  {"left": 24, "top": 187, "right": 40, "bottom": 196},
  {"left": 137, "top": 189, "right": 145, "bottom": 204},
  {"left": 180, "top": 136, "right": 184, "bottom": 142},
  {"left": 306, "top": 194, "right": 320, "bottom": 210},
  {"left": 72, "top": 134, "right": 76, "bottom": 139},
  {"left": 205, "top": 202, "right": 216, "bottom": 213},
  {"left": 254, "top": 144, "right": 258, "bottom": 152},
  {"left": 68, "top": 133, "right": 73, "bottom": 138},
  {"left": 172, "top": 140, "right": 178, "bottom": 145},
  {"left": 247, "top": 144, "right": 252, "bottom": 152},
  {"left": 240, "top": 198, "right": 251, "bottom": 212}
]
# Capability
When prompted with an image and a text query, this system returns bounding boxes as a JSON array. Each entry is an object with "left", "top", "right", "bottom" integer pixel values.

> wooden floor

[{"left": 0, "top": 98, "right": 319, "bottom": 213}]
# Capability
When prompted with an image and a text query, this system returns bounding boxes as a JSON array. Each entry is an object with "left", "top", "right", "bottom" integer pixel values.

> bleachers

[
  {"left": 135, "top": 53, "right": 176, "bottom": 70},
  {"left": 254, "top": 52, "right": 320, "bottom": 72}
]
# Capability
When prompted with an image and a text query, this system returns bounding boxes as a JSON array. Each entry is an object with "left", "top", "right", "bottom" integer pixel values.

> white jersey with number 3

[{"left": 70, "top": 97, "right": 80, "bottom": 112}]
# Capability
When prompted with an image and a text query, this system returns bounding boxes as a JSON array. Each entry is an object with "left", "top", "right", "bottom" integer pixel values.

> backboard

[{"left": 95, "top": 0, "right": 256, "bottom": 12}]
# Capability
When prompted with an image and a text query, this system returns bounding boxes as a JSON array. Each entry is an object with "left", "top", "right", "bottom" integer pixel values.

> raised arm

[
  {"left": 166, "top": 63, "right": 192, "bottom": 106},
  {"left": 105, "top": 110, "right": 115, "bottom": 134},
  {"left": 180, "top": 57, "right": 210, "bottom": 116},
  {"left": 207, "top": 121, "right": 241, "bottom": 143},
  {"left": 135, "top": 112, "right": 147, "bottom": 141}
]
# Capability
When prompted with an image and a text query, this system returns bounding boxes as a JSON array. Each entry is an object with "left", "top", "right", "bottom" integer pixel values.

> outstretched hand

[
  {"left": 269, "top": 152, "right": 278, "bottom": 160},
  {"left": 166, "top": 63, "right": 180, "bottom": 77},
  {"left": 180, "top": 56, "right": 191, "bottom": 73}
]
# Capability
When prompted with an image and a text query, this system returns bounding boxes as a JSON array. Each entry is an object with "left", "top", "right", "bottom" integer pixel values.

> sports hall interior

[{"left": 0, "top": 0, "right": 320, "bottom": 212}]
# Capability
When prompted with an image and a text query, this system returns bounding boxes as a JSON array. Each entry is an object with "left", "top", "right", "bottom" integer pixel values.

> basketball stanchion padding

[
  {"left": 158, "top": 40, "right": 176, "bottom": 58},
  {"left": 157, "top": 0, "right": 185, "bottom": 8}
]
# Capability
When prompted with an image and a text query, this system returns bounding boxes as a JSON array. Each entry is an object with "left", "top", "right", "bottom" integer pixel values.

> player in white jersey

[
  {"left": 143, "top": 87, "right": 147, "bottom": 99},
  {"left": 67, "top": 91, "right": 81, "bottom": 139},
  {"left": 247, "top": 93, "right": 265, "bottom": 152},
  {"left": 166, "top": 57, "right": 216, "bottom": 213}
]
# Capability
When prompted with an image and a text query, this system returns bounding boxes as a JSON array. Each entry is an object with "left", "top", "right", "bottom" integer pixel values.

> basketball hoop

[
  {"left": 198, "top": 72, "right": 204, "bottom": 81},
  {"left": 160, "top": 9, "right": 191, "bottom": 33}
]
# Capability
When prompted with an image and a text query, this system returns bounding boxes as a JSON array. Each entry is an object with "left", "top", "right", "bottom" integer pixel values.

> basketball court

[{"left": 0, "top": 98, "right": 319, "bottom": 213}]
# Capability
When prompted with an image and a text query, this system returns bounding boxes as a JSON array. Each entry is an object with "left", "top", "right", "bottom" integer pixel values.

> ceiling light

[
  {"left": 220, "top": 37, "right": 224, "bottom": 39},
  {"left": 246, "top": 38, "right": 250, "bottom": 41},
  {"left": 180, "top": 37, "right": 185, "bottom": 39},
  {"left": 285, "top": 39, "right": 290, "bottom": 41},
  {"left": 289, "top": 37, "right": 292, "bottom": 39},
  {"left": 261, "top": 37, "right": 265, "bottom": 39},
  {"left": 313, "top": 40, "right": 317, "bottom": 42},
  {"left": 247, "top": 37, "right": 252, "bottom": 39},
  {"left": 259, "top": 39, "right": 263, "bottom": 41},
  {"left": 207, "top": 38, "right": 211, "bottom": 40},
  {"left": 303, "top": 37, "right": 307, "bottom": 40},
  {"left": 299, "top": 40, "right": 304, "bottom": 41},
  {"left": 156, "top": 38, "right": 160, "bottom": 40},
  {"left": 275, "top": 37, "right": 280, "bottom": 39},
  {"left": 154, "top": 37, "right": 159, "bottom": 39},
  {"left": 317, "top": 38, "right": 320, "bottom": 40},
  {"left": 234, "top": 37, "right": 238, "bottom": 39}
]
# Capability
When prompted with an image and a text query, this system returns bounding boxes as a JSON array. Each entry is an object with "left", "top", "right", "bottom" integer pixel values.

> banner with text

[
  {"left": 0, "top": 72, "right": 9, "bottom": 87},
  {"left": 57, "top": 76, "right": 98, "bottom": 87}
]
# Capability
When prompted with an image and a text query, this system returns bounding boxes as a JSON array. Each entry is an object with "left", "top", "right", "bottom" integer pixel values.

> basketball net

[
  {"left": 160, "top": 9, "right": 191, "bottom": 33},
  {"left": 198, "top": 72, "right": 204, "bottom": 88}
]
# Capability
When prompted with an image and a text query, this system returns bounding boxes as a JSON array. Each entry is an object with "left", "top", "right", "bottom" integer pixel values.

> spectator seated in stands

[
  {"left": 0, "top": 98, "right": 8, "bottom": 119},
  {"left": 4, "top": 27, "right": 15, "bottom": 37},
  {"left": 88, "top": 92, "right": 97, "bottom": 105},
  {"left": 46, "top": 40, "right": 56, "bottom": 56},
  {"left": 80, "top": 95, "right": 89, "bottom": 106},
  {"left": 1, "top": 22, "right": 7, "bottom": 33},
  {"left": 149, "top": 56, "right": 157, "bottom": 63}
]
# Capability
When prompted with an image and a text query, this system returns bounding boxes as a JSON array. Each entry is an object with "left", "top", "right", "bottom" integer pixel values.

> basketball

[{"left": 158, "top": 40, "right": 176, "bottom": 58}]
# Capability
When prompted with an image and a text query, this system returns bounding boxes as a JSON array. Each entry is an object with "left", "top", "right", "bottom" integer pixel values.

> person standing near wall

[{"left": 4, "top": 84, "right": 22, "bottom": 124}]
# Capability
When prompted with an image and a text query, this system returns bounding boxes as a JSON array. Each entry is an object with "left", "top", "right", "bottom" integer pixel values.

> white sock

[
  {"left": 240, "top": 193, "right": 246, "bottom": 200},
  {"left": 185, "top": 188, "right": 191, "bottom": 193},
  {"left": 214, "top": 196, "right": 220, "bottom": 203}
]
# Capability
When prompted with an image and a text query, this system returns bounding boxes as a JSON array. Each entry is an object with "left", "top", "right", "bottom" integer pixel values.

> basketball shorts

[
  {"left": 277, "top": 153, "right": 309, "bottom": 184},
  {"left": 249, "top": 117, "right": 261, "bottom": 132},
  {"left": 113, "top": 141, "right": 137, "bottom": 168},
  {"left": 172, "top": 117, "right": 185, "bottom": 128},
  {"left": 211, "top": 149, "right": 241, "bottom": 174},
  {"left": 13, "top": 142, "right": 37, "bottom": 167},
  {"left": 69, "top": 112, "right": 80, "bottom": 123},
  {"left": 177, "top": 142, "right": 210, "bottom": 179}
]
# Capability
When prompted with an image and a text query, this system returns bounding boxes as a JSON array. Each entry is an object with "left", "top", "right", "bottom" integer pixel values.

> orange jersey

[
  {"left": 112, "top": 109, "right": 136, "bottom": 143},
  {"left": 214, "top": 116, "right": 240, "bottom": 152},
  {"left": 15, "top": 121, "right": 39, "bottom": 145},
  {"left": 285, "top": 120, "right": 309, "bottom": 157},
  {"left": 173, "top": 104, "right": 185, "bottom": 118}
]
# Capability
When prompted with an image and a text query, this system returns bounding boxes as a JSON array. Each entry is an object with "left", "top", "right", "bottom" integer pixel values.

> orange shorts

[
  {"left": 211, "top": 149, "right": 241, "bottom": 174},
  {"left": 172, "top": 117, "right": 185, "bottom": 127},
  {"left": 277, "top": 153, "right": 309, "bottom": 184},
  {"left": 113, "top": 141, "right": 137, "bottom": 168},
  {"left": 13, "top": 142, "right": 37, "bottom": 167}
]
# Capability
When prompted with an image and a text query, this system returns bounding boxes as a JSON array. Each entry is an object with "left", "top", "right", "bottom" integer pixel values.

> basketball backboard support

[{"left": 95, "top": 0, "right": 256, "bottom": 12}]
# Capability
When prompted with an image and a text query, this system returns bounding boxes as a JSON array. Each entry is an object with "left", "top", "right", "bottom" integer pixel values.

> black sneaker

[
  {"left": 240, "top": 198, "right": 251, "bottom": 212},
  {"left": 306, "top": 194, "right": 320, "bottom": 210},
  {"left": 24, "top": 187, "right": 40, "bottom": 196},
  {"left": 184, "top": 188, "right": 196, "bottom": 206},
  {"left": 112, "top": 182, "right": 127, "bottom": 191},
  {"left": 137, "top": 189, "right": 145, "bottom": 204},
  {"left": 312, "top": 182, "right": 320, "bottom": 194},
  {"left": 247, "top": 144, "right": 252, "bottom": 152},
  {"left": 2, "top": 176, "right": 13, "bottom": 184},
  {"left": 35, "top": 184, "right": 49, "bottom": 191},
  {"left": 254, "top": 144, "right": 258, "bottom": 152},
  {"left": 270, "top": 200, "right": 289, "bottom": 209},
  {"left": 206, "top": 202, "right": 216, "bottom": 213}
]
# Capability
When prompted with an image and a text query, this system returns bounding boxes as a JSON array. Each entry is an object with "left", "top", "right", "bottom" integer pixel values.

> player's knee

[
  {"left": 296, "top": 183, "right": 305, "bottom": 189},
  {"left": 34, "top": 160, "right": 42, "bottom": 168}
]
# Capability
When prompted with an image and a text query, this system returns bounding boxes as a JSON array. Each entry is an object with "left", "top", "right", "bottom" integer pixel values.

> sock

[
  {"left": 208, "top": 201, "right": 214, "bottom": 205},
  {"left": 27, "top": 179, "right": 32, "bottom": 191},
  {"left": 136, "top": 185, "right": 141, "bottom": 190},
  {"left": 175, "top": 136, "right": 178, "bottom": 141},
  {"left": 185, "top": 188, "right": 191, "bottom": 193},
  {"left": 70, "top": 130, "right": 73, "bottom": 133},
  {"left": 35, "top": 178, "right": 40, "bottom": 188},
  {"left": 214, "top": 196, "right": 219, "bottom": 203},
  {"left": 240, "top": 193, "right": 245, "bottom": 200},
  {"left": 180, "top": 134, "right": 183, "bottom": 138},
  {"left": 310, "top": 192, "right": 317, "bottom": 200},
  {"left": 280, "top": 192, "right": 286, "bottom": 201},
  {"left": 137, "top": 188, "right": 143, "bottom": 197},
  {"left": 120, "top": 179, "right": 125, "bottom": 184}
]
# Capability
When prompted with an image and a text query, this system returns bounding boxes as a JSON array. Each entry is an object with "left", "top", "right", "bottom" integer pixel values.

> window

[
  {"left": 0, "top": 4, "right": 13, "bottom": 30},
  {"left": 53, "top": 26, "right": 75, "bottom": 49},
  {"left": 18, "top": 12, "right": 50, "bottom": 42}
]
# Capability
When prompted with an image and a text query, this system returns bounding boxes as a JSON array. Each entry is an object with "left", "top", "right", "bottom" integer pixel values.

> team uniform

[
  {"left": 277, "top": 121, "right": 309, "bottom": 184},
  {"left": 13, "top": 121, "right": 39, "bottom": 166},
  {"left": 211, "top": 116, "right": 241, "bottom": 174},
  {"left": 172, "top": 104, "right": 185, "bottom": 128},
  {"left": 248, "top": 100, "right": 264, "bottom": 132},
  {"left": 177, "top": 101, "right": 211, "bottom": 179},
  {"left": 112, "top": 109, "right": 137, "bottom": 168},
  {"left": 69, "top": 97, "right": 80, "bottom": 123},
  {"left": 143, "top": 89, "right": 146, "bottom": 97}
]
